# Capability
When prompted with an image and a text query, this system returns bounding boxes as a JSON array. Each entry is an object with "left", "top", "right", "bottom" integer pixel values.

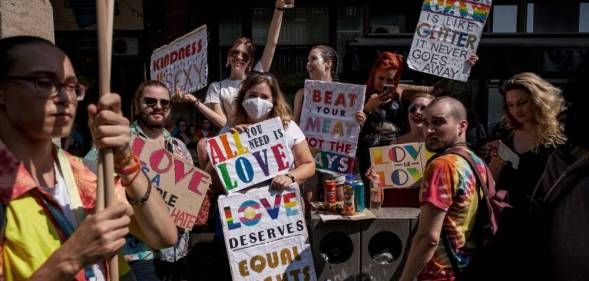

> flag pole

[{"left": 96, "top": 0, "right": 118, "bottom": 280}]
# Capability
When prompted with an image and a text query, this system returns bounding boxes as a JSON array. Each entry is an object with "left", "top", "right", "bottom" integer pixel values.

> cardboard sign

[
  {"left": 299, "top": 80, "right": 366, "bottom": 174},
  {"left": 206, "top": 117, "right": 293, "bottom": 193},
  {"left": 130, "top": 136, "right": 211, "bottom": 229},
  {"left": 218, "top": 185, "right": 317, "bottom": 281},
  {"left": 369, "top": 142, "right": 434, "bottom": 189},
  {"left": 150, "top": 24, "right": 208, "bottom": 95},
  {"left": 407, "top": 0, "right": 492, "bottom": 81}
]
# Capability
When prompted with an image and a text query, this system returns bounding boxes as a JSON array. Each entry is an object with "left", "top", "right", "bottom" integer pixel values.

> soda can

[
  {"left": 324, "top": 180, "right": 337, "bottom": 205},
  {"left": 353, "top": 180, "right": 365, "bottom": 212},
  {"left": 343, "top": 183, "right": 355, "bottom": 216}
]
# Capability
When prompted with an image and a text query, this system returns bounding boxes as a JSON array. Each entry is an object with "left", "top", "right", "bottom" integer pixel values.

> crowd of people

[{"left": 1, "top": 1, "right": 588, "bottom": 280}]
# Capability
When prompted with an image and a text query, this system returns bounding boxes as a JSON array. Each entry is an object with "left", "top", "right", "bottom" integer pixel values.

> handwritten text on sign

[
  {"left": 300, "top": 80, "right": 366, "bottom": 174},
  {"left": 219, "top": 185, "right": 317, "bottom": 281},
  {"left": 407, "top": 0, "right": 492, "bottom": 81},
  {"left": 207, "top": 117, "right": 293, "bottom": 193},
  {"left": 369, "top": 142, "right": 433, "bottom": 189},
  {"left": 150, "top": 24, "right": 208, "bottom": 94},
  {"left": 131, "top": 137, "right": 211, "bottom": 229}
]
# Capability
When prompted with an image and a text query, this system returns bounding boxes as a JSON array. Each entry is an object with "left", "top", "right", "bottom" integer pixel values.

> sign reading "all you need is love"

[{"left": 206, "top": 117, "right": 293, "bottom": 193}]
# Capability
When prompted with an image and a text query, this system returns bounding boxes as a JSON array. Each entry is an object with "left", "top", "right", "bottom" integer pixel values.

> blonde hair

[
  {"left": 500, "top": 72, "right": 566, "bottom": 148},
  {"left": 233, "top": 72, "right": 292, "bottom": 128}
]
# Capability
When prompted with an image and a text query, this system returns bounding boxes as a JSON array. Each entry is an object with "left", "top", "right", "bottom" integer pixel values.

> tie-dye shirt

[{"left": 418, "top": 146, "right": 488, "bottom": 281}]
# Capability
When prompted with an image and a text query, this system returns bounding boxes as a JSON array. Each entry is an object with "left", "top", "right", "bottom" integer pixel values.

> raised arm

[
  {"left": 174, "top": 87, "right": 228, "bottom": 128},
  {"left": 258, "top": 0, "right": 286, "bottom": 72},
  {"left": 293, "top": 88, "right": 304, "bottom": 124}
]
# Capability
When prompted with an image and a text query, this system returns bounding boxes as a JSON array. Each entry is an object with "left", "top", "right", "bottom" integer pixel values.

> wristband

[
  {"left": 121, "top": 168, "right": 142, "bottom": 187},
  {"left": 193, "top": 99, "right": 201, "bottom": 106},
  {"left": 116, "top": 154, "right": 141, "bottom": 175},
  {"left": 126, "top": 175, "right": 152, "bottom": 206},
  {"left": 285, "top": 173, "right": 295, "bottom": 183},
  {"left": 276, "top": 7, "right": 285, "bottom": 11}
]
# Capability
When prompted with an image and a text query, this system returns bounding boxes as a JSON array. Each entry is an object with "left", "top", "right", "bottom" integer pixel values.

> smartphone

[{"left": 382, "top": 84, "right": 395, "bottom": 94}]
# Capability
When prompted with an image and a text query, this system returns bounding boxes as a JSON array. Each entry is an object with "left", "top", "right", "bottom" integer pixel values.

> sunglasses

[
  {"left": 230, "top": 49, "right": 250, "bottom": 63},
  {"left": 142, "top": 97, "right": 171, "bottom": 109},
  {"left": 408, "top": 103, "right": 427, "bottom": 114}
]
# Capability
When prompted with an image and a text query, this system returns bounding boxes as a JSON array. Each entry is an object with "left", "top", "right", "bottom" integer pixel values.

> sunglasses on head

[
  {"left": 408, "top": 103, "right": 427, "bottom": 114},
  {"left": 142, "top": 97, "right": 171, "bottom": 109}
]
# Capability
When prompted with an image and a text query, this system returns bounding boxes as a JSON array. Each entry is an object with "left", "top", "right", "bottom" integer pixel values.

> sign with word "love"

[
  {"left": 408, "top": 0, "right": 491, "bottom": 81},
  {"left": 369, "top": 142, "right": 434, "bottom": 189},
  {"left": 207, "top": 117, "right": 293, "bottom": 193},
  {"left": 218, "top": 184, "right": 317, "bottom": 281},
  {"left": 150, "top": 24, "right": 208, "bottom": 95},
  {"left": 130, "top": 136, "right": 211, "bottom": 229},
  {"left": 300, "top": 80, "right": 366, "bottom": 174}
]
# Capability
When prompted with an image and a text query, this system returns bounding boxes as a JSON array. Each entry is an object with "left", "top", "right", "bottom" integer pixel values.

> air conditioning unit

[
  {"left": 371, "top": 25, "right": 400, "bottom": 34},
  {"left": 113, "top": 37, "right": 139, "bottom": 56}
]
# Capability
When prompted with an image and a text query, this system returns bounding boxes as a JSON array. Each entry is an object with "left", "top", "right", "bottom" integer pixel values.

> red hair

[{"left": 366, "top": 52, "right": 404, "bottom": 95}]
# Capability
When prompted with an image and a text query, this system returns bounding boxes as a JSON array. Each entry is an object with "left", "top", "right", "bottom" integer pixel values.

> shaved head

[
  {"left": 422, "top": 96, "right": 469, "bottom": 152},
  {"left": 427, "top": 96, "right": 467, "bottom": 122}
]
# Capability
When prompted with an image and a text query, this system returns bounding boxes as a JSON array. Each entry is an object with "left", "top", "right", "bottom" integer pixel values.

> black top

[
  {"left": 496, "top": 133, "right": 555, "bottom": 209},
  {"left": 357, "top": 91, "right": 405, "bottom": 183}
]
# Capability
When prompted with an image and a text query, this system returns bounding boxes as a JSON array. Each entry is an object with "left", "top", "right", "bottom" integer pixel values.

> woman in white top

[
  {"left": 217, "top": 71, "right": 315, "bottom": 190},
  {"left": 176, "top": 0, "right": 287, "bottom": 128}
]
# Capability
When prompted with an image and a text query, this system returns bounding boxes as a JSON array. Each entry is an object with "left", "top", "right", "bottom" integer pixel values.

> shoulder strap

[{"left": 437, "top": 147, "right": 490, "bottom": 280}]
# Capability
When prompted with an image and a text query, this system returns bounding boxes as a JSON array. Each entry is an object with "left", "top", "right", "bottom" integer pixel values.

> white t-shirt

[
  {"left": 204, "top": 62, "right": 263, "bottom": 119},
  {"left": 42, "top": 165, "right": 106, "bottom": 281}
]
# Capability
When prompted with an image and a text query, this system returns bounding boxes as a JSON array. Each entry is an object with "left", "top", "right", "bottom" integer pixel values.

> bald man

[{"left": 400, "top": 97, "right": 492, "bottom": 281}]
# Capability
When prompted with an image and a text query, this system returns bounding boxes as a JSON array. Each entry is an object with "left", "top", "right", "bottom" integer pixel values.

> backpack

[{"left": 435, "top": 147, "right": 511, "bottom": 280}]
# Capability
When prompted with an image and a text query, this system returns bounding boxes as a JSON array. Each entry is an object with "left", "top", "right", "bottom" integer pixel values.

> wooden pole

[{"left": 96, "top": 0, "right": 118, "bottom": 280}]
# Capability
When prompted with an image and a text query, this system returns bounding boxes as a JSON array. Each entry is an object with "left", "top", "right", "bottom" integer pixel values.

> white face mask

[{"left": 242, "top": 97, "right": 273, "bottom": 121}]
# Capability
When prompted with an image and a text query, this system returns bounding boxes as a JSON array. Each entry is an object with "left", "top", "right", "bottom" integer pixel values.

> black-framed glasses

[
  {"left": 4, "top": 75, "right": 86, "bottom": 101},
  {"left": 408, "top": 103, "right": 427, "bottom": 114},
  {"left": 142, "top": 97, "right": 171, "bottom": 109}
]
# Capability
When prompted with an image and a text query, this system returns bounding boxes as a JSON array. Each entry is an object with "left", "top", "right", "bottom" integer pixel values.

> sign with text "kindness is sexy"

[
  {"left": 150, "top": 24, "right": 208, "bottom": 95},
  {"left": 206, "top": 117, "right": 293, "bottom": 193},
  {"left": 218, "top": 185, "right": 317, "bottom": 281}
]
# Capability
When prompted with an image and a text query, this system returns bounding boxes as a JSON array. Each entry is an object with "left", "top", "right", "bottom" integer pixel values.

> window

[
  {"left": 336, "top": 6, "right": 363, "bottom": 75},
  {"left": 252, "top": 7, "right": 328, "bottom": 45},
  {"left": 492, "top": 5, "right": 517, "bottom": 33},
  {"left": 532, "top": 3, "right": 579, "bottom": 33},
  {"left": 580, "top": 3, "right": 589, "bottom": 32},
  {"left": 219, "top": 14, "right": 242, "bottom": 46},
  {"left": 487, "top": 82, "right": 504, "bottom": 137}
]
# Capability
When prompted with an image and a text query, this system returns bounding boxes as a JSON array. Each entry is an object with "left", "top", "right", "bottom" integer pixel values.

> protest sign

[
  {"left": 407, "top": 0, "right": 492, "bottom": 81},
  {"left": 150, "top": 24, "right": 208, "bottom": 95},
  {"left": 130, "top": 136, "right": 211, "bottom": 229},
  {"left": 299, "top": 80, "right": 366, "bottom": 174},
  {"left": 218, "top": 185, "right": 317, "bottom": 281},
  {"left": 369, "top": 142, "right": 434, "bottom": 189},
  {"left": 206, "top": 117, "right": 293, "bottom": 193}
]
